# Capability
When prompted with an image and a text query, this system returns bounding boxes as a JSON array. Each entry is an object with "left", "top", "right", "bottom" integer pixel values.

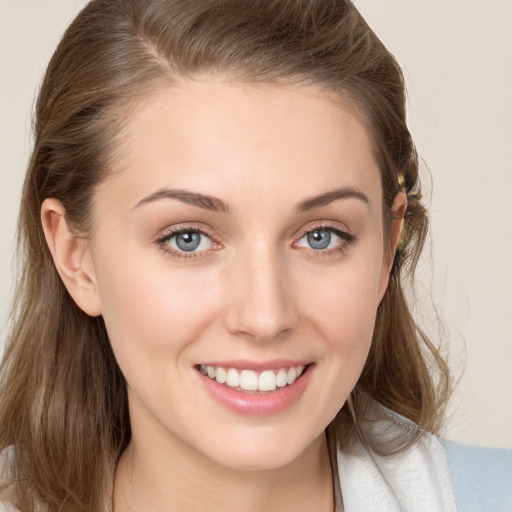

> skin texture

[{"left": 42, "top": 79, "right": 405, "bottom": 511}]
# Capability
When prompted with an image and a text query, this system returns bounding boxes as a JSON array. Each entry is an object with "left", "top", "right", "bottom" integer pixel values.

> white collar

[{"left": 334, "top": 430, "right": 457, "bottom": 512}]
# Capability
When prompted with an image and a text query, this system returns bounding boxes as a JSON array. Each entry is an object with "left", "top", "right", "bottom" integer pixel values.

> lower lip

[{"left": 197, "top": 365, "right": 314, "bottom": 416}]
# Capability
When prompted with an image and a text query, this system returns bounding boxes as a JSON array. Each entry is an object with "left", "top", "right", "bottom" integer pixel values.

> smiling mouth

[{"left": 198, "top": 364, "right": 308, "bottom": 393}]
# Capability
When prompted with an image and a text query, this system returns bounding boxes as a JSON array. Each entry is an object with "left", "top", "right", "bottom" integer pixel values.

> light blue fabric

[{"left": 444, "top": 440, "right": 512, "bottom": 512}]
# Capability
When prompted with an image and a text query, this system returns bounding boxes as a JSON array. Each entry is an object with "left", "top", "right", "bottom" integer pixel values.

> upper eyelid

[
  {"left": 154, "top": 223, "right": 215, "bottom": 243},
  {"left": 295, "top": 222, "right": 353, "bottom": 239}
]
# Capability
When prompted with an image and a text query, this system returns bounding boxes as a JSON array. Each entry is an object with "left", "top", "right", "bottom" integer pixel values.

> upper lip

[{"left": 196, "top": 359, "right": 313, "bottom": 371}]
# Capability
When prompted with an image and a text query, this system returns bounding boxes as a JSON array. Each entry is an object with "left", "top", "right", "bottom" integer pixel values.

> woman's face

[{"left": 89, "top": 79, "right": 397, "bottom": 471}]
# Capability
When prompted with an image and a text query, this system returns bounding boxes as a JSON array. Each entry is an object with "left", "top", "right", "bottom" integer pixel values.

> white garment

[{"left": 335, "top": 432, "right": 458, "bottom": 512}]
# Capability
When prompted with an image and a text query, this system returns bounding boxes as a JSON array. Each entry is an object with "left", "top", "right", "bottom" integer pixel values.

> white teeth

[
  {"left": 226, "top": 368, "right": 240, "bottom": 387},
  {"left": 240, "top": 370, "right": 258, "bottom": 391},
  {"left": 276, "top": 368, "right": 288, "bottom": 388},
  {"left": 201, "top": 364, "right": 308, "bottom": 392},
  {"left": 258, "top": 370, "right": 277, "bottom": 391},
  {"left": 216, "top": 367, "right": 227, "bottom": 384},
  {"left": 287, "top": 367, "right": 297, "bottom": 385}
]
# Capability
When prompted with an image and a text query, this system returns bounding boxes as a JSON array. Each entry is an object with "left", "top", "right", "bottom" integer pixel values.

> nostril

[{"left": 231, "top": 324, "right": 293, "bottom": 343}]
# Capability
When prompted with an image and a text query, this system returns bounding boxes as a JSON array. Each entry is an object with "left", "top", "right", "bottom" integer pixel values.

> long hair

[{"left": 0, "top": 0, "right": 451, "bottom": 509}]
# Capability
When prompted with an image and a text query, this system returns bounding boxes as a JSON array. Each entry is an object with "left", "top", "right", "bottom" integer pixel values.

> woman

[{"left": 0, "top": 0, "right": 510, "bottom": 511}]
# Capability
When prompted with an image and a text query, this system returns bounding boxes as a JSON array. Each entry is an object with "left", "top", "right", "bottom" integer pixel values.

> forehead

[{"left": 102, "top": 78, "right": 381, "bottom": 213}]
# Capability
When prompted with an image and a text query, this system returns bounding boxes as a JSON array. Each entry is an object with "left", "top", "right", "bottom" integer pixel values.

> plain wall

[{"left": 1, "top": 0, "right": 511, "bottom": 449}]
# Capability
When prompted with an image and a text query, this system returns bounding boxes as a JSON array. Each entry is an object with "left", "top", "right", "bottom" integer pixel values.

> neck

[{"left": 113, "top": 430, "right": 334, "bottom": 512}]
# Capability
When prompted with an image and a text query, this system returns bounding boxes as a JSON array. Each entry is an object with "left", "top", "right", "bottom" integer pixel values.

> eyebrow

[
  {"left": 295, "top": 187, "right": 370, "bottom": 212},
  {"left": 133, "top": 185, "right": 369, "bottom": 215},
  {"left": 133, "top": 188, "right": 232, "bottom": 214}
]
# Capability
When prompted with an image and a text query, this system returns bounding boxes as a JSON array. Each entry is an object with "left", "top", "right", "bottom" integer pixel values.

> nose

[{"left": 224, "top": 246, "right": 298, "bottom": 342}]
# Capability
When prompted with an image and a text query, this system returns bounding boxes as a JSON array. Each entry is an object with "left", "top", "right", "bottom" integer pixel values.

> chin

[{"left": 195, "top": 427, "right": 325, "bottom": 473}]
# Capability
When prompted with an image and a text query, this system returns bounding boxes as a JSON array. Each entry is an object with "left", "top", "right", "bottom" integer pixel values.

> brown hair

[{"left": 0, "top": 0, "right": 451, "bottom": 509}]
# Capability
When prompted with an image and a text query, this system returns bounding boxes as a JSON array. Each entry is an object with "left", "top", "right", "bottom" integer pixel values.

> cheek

[
  {"left": 93, "top": 248, "right": 220, "bottom": 369},
  {"left": 287, "top": 260, "right": 383, "bottom": 434},
  {"left": 305, "top": 260, "right": 383, "bottom": 352}
]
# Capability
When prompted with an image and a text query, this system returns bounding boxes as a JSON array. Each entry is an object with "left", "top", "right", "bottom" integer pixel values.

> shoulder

[
  {"left": 335, "top": 405, "right": 512, "bottom": 512},
  {"left": 374, "top": 406, "right": 512, "bottom": 511},
  {"left": 443, "top": 439, "right": 512, "bottom": 512},
  {"left": 336, "top": 421, "right": 458, "bottom": 511}
]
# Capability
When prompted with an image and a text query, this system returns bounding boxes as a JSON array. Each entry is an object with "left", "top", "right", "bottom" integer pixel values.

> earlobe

[{"left": 41, "top": 198, "right": 102, "bottom": 317}]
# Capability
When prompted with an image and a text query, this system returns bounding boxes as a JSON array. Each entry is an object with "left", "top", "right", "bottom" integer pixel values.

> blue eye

[
  {"left": 175, "top": 231, "right": 201, "bottom": 251},
  {"left": 307, "top": 229, "right": 332, "bottom": 250},
  {"left": 166, "top": 230, "right": 213, "bottom": 253},
  {"left": 296, "top": 226, "right": 354, "bottom": 252}
]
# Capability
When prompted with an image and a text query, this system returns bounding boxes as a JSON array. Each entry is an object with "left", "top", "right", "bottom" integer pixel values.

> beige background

[{"left": 1, "top": 0, "right": 511, "bottom": 449}]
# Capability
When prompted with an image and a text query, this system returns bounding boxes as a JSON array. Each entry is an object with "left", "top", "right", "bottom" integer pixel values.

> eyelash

[
  {"left": 155, "top": 225, "right": 219, "bottom": 261},
  {"left": 293, "top": 223, "right": 356, "bottom": 258},
  {"left": 154, "top": 223, "right": 356, "bottom": 261}
]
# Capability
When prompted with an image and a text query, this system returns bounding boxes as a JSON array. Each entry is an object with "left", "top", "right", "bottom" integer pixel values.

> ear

[
  {"left": 387, "top": 191, "right": 408, "bottom": 271},
  {"left": 41, "top": 198, "right": 103, "bottom": 316},
  {"left": 378, "top": 191, "right": 407, "bottom": 300}
]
